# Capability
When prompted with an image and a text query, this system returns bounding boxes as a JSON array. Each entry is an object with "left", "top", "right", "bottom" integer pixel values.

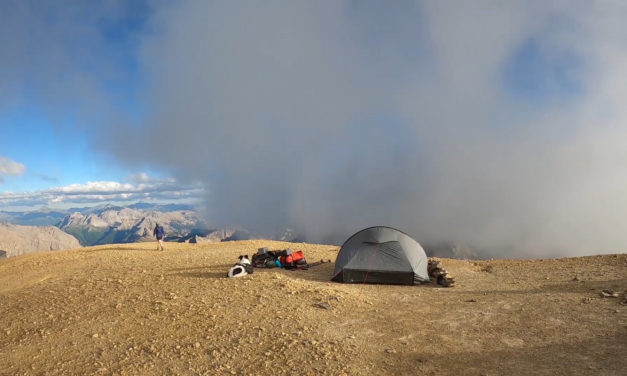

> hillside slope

[
  {"left": 0, "top": 241, "right": 625, "bottom": 375},
  {"left": 0, "top": 223, "right": 81, "bottom": 258}
]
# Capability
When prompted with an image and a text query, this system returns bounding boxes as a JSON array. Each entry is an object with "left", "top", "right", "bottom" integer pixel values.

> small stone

[
  {"left": 194, "top": 342, "right": 201, "bottom": 348},
  {"left": 316, "top": 302, "right": 333, "bottom": 310},
  {"left": 92, "top": 333, "right": 99, "bottom": 338},
  {"left": 600, "top": 290, "right": 619, "bottom": 298},
  {"left": 385, "top": 349, "right": 396, "bottom": 354}
]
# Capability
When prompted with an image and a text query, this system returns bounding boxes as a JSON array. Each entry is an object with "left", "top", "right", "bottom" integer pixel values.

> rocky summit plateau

[{"left": 0, "top": 240, "right": 625, "bottom": 375}]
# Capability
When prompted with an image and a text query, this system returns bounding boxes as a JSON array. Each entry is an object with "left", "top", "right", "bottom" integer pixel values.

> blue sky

[
  {"left": 1, "top": 1, "right": 626, "bottom": 256},
  {"left": 0, "top": 0, "right": 201, "bottom": 210}
]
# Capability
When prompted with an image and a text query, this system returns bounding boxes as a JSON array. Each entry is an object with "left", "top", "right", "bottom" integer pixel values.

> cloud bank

[
  {"left": 0, "top": 177, "right": 203, "bottom": 209},
  {"left": 114, "top": 1, "right": 627, "bottom": 257},
  {"left": 4, "top": 1, "right": 627, "bottom": 257}
]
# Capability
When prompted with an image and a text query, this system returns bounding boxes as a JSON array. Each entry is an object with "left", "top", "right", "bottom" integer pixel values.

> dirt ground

[{"left": 0, "top": 240, "right": 625, "bottom": 376}]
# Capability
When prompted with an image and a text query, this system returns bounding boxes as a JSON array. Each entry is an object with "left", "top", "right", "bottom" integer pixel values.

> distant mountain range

[
  {"left": 58, "top": 207, "right": 208, "bottom": 246},
  {"left": 0, "top": 203, "right": 196, "bottom": 226},
  {"left": 0, "top": 204, "right": 480, "bottom": 258},
  {"left": 0, "top": 203, "right": 311, "bottom": 253},
  {"left": 0, "top": 203, "right": 228, "bottom": 247}
]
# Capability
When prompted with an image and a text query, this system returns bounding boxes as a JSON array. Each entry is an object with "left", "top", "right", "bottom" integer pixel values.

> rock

[
  {"left": 428, "top": 258, "right": 455, "bottom": 287},
  {"left": 316, "top": 302, "right": 333, "bottom": 310},
  {"left": 600, "top": 290, "right": 619, "bottom": 298}
]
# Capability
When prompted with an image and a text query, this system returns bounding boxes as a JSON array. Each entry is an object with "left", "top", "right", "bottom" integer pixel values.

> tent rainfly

[{"left": 331, "top": 226, "right": 429, "bottom": 285}]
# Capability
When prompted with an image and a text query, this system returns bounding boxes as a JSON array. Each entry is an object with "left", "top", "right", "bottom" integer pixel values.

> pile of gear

[
  {"left": 427, "top": 259, "right": 455, "bottom": 287},
  {"left": 227, "top": 247, "right": 331, "bottom": 277},
  {"left": 253, "top": 247, "right": 331, "bottom": 270}
]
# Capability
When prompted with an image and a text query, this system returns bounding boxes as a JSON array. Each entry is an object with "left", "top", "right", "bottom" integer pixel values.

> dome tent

[{"left": 332, "top": 226, "right": 429, "bottom": 285}]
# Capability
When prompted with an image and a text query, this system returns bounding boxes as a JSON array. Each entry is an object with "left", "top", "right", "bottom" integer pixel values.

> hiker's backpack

[
  {"left": 278, "top": 249, "right": 307, "bottom": 269},
  {"left": 155, "top": 226, "right": 165, "bottom": 238},
  {"left": 252, "top": 247, "right": 279, "bottom": 268}
]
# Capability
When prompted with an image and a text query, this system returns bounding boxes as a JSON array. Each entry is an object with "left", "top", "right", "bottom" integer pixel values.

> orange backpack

[{"left": 279, "top": 250, "right": 306, "bottom": 269}]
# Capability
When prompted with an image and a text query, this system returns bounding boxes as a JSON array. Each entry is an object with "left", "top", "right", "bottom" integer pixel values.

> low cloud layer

[
  {"left": 3, "top": 1, "right": 627, "bottom": 257},
  {"left": 0, "top": 177, "right": 203, "bottom": 209}
]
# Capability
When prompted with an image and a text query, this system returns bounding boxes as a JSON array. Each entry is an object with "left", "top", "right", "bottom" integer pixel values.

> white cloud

[
  {"left": 0, "top": 156, "right": 25, "bottom": 176},
  {"left": 0, "top": 175, "right": 204, "bottom": 208},
  {"left": 54, "top": 181, "right": 136, "bottom": 194}
]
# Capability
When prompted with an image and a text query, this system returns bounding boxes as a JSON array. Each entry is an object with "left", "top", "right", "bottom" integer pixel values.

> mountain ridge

[{"left": 0, "top": 223, "right": 81, "bottom": 257}]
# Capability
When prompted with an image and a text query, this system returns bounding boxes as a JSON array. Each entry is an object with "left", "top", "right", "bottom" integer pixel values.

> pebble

[
  {"left": 316, "top": 302, "right": 333, "bottom": 310},
  {"left": 600, "top": 290, "right": 619, "bottom": 298},
  {"left": 92, "top": 333, "right": 99, "bottom": 338}
]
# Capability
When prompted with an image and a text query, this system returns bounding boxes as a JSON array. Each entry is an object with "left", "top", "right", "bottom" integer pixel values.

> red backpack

[{"left": 279, "top": 250, "right": 306, "bottom": 269}]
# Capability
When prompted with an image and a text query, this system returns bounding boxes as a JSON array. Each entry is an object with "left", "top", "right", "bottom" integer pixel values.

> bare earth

[{"left": 0, "top": 241, "right": 625, "bottom": 376}]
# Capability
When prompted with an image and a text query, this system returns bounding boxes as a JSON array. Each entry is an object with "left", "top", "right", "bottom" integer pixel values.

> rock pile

[{"left": 427, "top": 259, "right": 455, "bottom": 287}]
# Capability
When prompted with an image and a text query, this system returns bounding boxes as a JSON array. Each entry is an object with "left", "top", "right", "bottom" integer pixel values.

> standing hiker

[{"left": 153, "top": 223, "right": 165, "bottom": 251}]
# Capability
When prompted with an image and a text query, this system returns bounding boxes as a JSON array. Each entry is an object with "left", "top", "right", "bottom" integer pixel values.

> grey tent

[{"left": 331, "top": 226, "right": 429, "bottom": 285}]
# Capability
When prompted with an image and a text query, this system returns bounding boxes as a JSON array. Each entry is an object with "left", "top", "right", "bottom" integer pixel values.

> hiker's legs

[{"left": 158, "top": 239, "right": 164, "bottom": 250}]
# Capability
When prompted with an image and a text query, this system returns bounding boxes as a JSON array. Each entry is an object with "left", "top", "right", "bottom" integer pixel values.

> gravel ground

[{"left": 0, "top": 240, "right": 625, "bottom": 375}]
